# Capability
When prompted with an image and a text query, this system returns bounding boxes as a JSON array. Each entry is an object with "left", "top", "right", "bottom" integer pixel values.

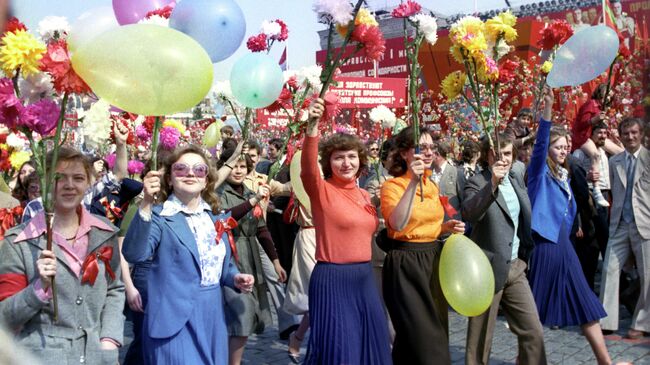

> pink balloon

[{"left": 112, "top": 0, "right": 176, "bottom": 25}]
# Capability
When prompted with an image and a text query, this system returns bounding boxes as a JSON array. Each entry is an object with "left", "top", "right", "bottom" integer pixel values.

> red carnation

[
  {"left": 352, "top": 25, "right": 386, "bottom": 61},
  {"left": 391, "top": 0, "right": 422, "bottom": 18},
  {"left": 617, "top": 34, "right": 631, "bottom": 58},
  {"left": 40, "top": 40, "right": 91, "bottom": 95},
  {"left": 0, "top": 133, "right": 6, "bottom": 144},
  {"left": 272, "top": 19, "right": 289, "bottom": 41},
  {"left": 246, "top": 33, "right": 268, "bottom": 52},
  {"left": 266, "top": 87, "right": 293, "bottom": 113},
  {"left": 0, "top": 149, "right": 10, "bottom": 172},
  {"left": 537, "top": 20, "right": 574, "bottom": 50},
  {"left": 145, "top": 4, "right": 175, "bottom": 19},
  {"left": 498, "top": 59, "right": 519, "bottom": 83},
  {"left": 4, "top": 17, "right": 27, "bottom": 34},
  {"left": 286, "top": 75, "right": 298, "bottom": 90},
  {"left": 143, "top": 116, "right": 156, "bottom": 134}
]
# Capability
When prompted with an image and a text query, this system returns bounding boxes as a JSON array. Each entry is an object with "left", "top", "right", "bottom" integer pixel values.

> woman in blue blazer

[
  {"left": 527, "top": 88, "right": 612, "bottom": 365},
  {"left": 123, "top": 145, "right": 267, "bottom": 365}
]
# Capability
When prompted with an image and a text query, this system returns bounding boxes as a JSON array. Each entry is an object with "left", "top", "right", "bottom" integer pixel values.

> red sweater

[
  {"left": 571, "top": 99, "right": 601, "bottom": 152},
  {"left": 301, "top": 135, "right": 378, "bottom": 263}
]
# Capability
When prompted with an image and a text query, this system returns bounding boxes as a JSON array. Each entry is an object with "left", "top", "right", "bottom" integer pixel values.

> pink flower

[
  {"left": 246, "top": 33, "right": 268, "bottom": 52},
  {"left": 272, "top": 19, "right": 289, "bottom": 41},
  {"left": 19, "top": 98, "right": 59, "bottom": 135},
  {"left": 135, "top": 124, "right": 151, "bottom": 142},
  {"left": 127, "top": 160, "right": 145, "bottom": 175},
  {"left": 0, "top": 78, "right": 23, "bottom": 129},
  {"left": 352, "top": 25, "right": 386, "bottom": 61},
  {"left": 159, "top": 126, "right": 180, "bottom": 150},
  {"left": 105, "top": 153, "right": 116, "bottom": 170},
  {"left": 391, "top": 0, "right": 422, "bottom": 18}
]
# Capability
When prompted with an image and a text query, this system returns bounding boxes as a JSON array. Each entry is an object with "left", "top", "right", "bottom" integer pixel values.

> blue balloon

[
  {"left": 169, "top": 0, "right": 246, "bottom": 63},
  {"left": 230, "top": 53, "right": 284, "bottom": 109},
  {"left": 546, "top": 25, "right": 619, "bottom": 88}
]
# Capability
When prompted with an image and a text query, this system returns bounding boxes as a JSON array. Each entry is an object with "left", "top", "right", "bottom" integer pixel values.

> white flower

[
  {"left": 369, "top": 105, "right": 397, "bottom": 129},
  {"left": 410, "top": 14, "right": 438, "bottom": 45},
  {"left": 283, "top": 70, "right": 298, "bottom": 84},
  {"left": 489, "top": 38, "right": 510, "bottom": 60},
  {"left": 313, "top": 0, "right": 354, "bottom": 25},
  {"left": 138, "top": 15, "right": 169, "bottom": 27},
  {"left": 297, "top": 65, "right": 322, "bottom": 90},
  {"left": 37, "top": 16, "right": 70, "bottom": 42},
  {"left": 261, "top": 20, "right": 281, "bottom": 38},
  {"left": 6, "top": 132, "right": 25, "bottom": 149},
  {"left": 82, "top": 99, "right": 112, "bottom": 150},
  {"left": 18, "top": 73, "right": 54, "bottom": 104},
  {"left": 213, "top": 81, "right": 234, "bottom": 102}
]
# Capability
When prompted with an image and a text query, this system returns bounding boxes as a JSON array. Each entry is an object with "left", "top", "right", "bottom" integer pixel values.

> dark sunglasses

[{"left": 171, "top": 163, "right": 209, "bottom": 178}]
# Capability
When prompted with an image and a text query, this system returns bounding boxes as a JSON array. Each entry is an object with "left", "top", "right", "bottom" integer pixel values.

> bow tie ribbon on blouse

[
  {"left": 215, "top": 217, "right": 239, "bottom": 263},
  {"left": 0, "top": 206, "right": 24, "bottom": 240},
  {"left": 81, "top": 246, "right": 116, "bottom": 285},
  {"left": 100, "top": 197, "right": 123, "bottom": 223}
]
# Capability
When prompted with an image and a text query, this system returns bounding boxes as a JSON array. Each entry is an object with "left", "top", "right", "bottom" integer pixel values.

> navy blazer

[
  {"left": 527, "top": 119, "right": 577, "bottom": 244},
  {"left": 122, "top": 205, "right": 240, "bottom": 339}
]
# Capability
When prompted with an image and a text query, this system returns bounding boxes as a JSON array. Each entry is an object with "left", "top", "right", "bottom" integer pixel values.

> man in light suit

[
  {"left": 600, "top": 117, "right": 650, "bottom": 339},
  {"left": 462, "top": 133, "right": 546, "bottom": 365}
]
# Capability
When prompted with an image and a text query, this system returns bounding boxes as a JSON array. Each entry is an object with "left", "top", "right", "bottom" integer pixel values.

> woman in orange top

[
  {"left": 301, "top": 99, "right": 391, "bottom": 365},
  {"left": 380, "top": 126, "right": 465, "bottom": 365}
]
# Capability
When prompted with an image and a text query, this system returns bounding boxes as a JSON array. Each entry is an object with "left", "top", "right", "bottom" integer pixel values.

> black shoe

[
  {"left": 280, "top": 324, "right": 300, "bottom": 340},
  {"left": 602, "top": 329, "right": 614, "bottom": 335}
]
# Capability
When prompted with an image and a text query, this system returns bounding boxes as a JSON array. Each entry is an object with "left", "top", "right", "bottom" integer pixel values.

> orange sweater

[{"left": 301, "top": 135, "right": 378, "bottom": 263}]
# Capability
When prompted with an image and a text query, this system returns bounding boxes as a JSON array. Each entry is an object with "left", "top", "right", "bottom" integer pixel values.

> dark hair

[
  {"left": 11, "top": 160, "right": 35, "bottom": 202},
  {"left": 380, "top": 137, "right": 397, "bottom": 162},
  {"left": 91, "top": 156, "right": 109, "bottom": 173},
  {"left": 591, "top": 120, "right": 608, "bottom": 134},
  {"left": 319, "top": 134, "right": 368, "bottom": 179},
  {"left": 388, "top": 126, "right": 427, "bottom": 177},
  {"left": 517, "top": 108, "right": 533, "bottom": 118},
  {"left": 159, "top": 145, "right": 221, "bottom": 213},
  {"left": 592, "top": 84, "right": 608, "bottom": 102},
  {"left": 217, "top": 146, "right": 254, "bottom": 174},
  {"left": 220, "top": 125, "right": 234, "bottom": 135},
  {"left": 268, "top": 138, "right": 283, "bottom": 150},
  {"left": 460, "top": 140, "right": 480, "bottom": 164},
  {"left": 618, "top": 117, "right": 644, "bottom": 136},
  {"left": 478, "top": 133, "right": 515, "bottom": 169},
  {"left": 433, "top": 138, "right": 451, "bottom": 159},
  {"left": 247, "top": 140, "right": 262, "bottom": 155}
]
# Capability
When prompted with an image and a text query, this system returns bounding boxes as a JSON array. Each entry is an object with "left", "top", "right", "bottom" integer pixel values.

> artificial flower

[
  {"left": 261, "top": 20, "right": 282, "bottom": 39},
  {"left": 285, "top": 74, "right": 299, "bottom": 90},
  {"left": 410, "top": 13, "right": 438, "bottom": 45},
  {"left": 163, "top": 119, "right": 186, "bottom": 135},
  {"left": 267, "top": 87, "right": 293, "bottom": 113},
  {"left": 142, "top": 116, "right": 156, "bottom": 134},
  {"left": 81, "top": 99, "right": 111, "bottom": 149},
  {"left": 135, "top": 124, "right": 151, "bottom": 142},
  {"left": 441, "top": 71, "right": 467, "bottom": 100},
  {"left": 145, "top": 4, "right": 175, "bottom": 19},
  {"left": 139, "top": 15, "right": 170, "bottom": 27},
  {"left": 5, "top": 132, "right": 25, "bottom": 149},
  {"left": 104, "top": 153, "right": 116, "bottom": 170},
  {"left": 541, "top": 60, "right": 553, "bottom": 74},
  {"left": 449, "top": 16, "right": 487, "bottom": 62},
  {"left": 159, "top": 126, "right": 181, "bottom": 150},
  {"left": 337, "top": 8, "right": 378, "bottom": 37},
  {"left": 391, "top": 0, "right": 422, "bottom": 18},
  {"left": 18, "top": 72, "right": 54, "bottom": 104},
  {"left": 127, "top": 160, "right": 145, "bottom": 175},
  {"left": 313, "top": 0, "right": 354, "bottom": 26},
  {"left": 0, "top": 30, "right": 46, "bottom": 77},
  {"left": 485, "top": 11, "right": 517, "bottom": 43},
  {"left": 4, "top": 17, "right": 27, "bottom": 34},
  {"left": 498, "top": 59, "right": 518, "bottom": 83},
  {"left": 19, "top": 98, "right": 59, "bottom": 135},
  {"left": 246, "top": 33, "right": 268, "bottom": 52},
  {"left": 537, "top": 20, "right": 573, "bottom": 50},
  {"left": 351, "top": 24, "right": 386, "bottom": 61},
  {"left": 37, "top": 16, "right": 70, "bottom": 42},
  {"left": 39, "top": 39, "right": 91, "bottom": 94},
  {"left": 272, "top": 19, "right": 289, "bottom": 41},
  {"left": 490, "top": 37, "right": 511, "bottom": 60},
  {"left": 0, "top": 78, "right": 23, "bottom": 129},
  {"left": 369, "top": 105, "right": 396, "bottom": 129},
  {"left": 322, "top": 91, "right": 341, "bottom": 121},
  {"left": 9, "top": 150, "right": 30, "bottom": 170},
  {"left": 297, "top": 65, "right": 323, "bottom": 89},
  {"left": 0, "top": 149, "right": 10, "bottom": 171},
  {"left": 477, "top": 55, "right": 499, "bottom": 82}
]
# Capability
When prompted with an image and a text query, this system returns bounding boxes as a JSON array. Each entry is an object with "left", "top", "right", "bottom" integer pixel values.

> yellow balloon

[
  {"left": 439, "top": 234, "right": 495, "bottom": 317},
  {"left": 289, "top": 150, "right": 311, "bottom": 213},
  {"left": 203, "top": 121, "right": 223, "bottom": 148},
  {"left": 71, "top": 24, "right": 213, "bottom": 116}
]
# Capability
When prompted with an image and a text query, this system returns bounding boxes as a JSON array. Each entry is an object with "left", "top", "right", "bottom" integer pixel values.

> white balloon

[{"left": 68, "top": 7, "right": 120, "bottom": 52}]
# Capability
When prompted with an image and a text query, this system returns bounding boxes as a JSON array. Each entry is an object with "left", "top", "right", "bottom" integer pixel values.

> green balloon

[
  {"left": 71, "top": 24, "right": 213, "bottom": 116},
  {"left": 203, "top": 121, "right": 223, "bottom": 148},
  {"left": 439, "top": 234, "right": 495, "bottom": 317}
]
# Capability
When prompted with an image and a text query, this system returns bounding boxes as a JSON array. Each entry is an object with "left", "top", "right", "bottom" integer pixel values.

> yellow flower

[
  {"left": 9, "top": 150, "right": 31, "bottom": 170},
  {"left": 476, "top": 55, "right": 499, "bottom": 83},
  {"left": 337, "top": 8, "right": 378, "bottom": 37},
  {"left": 541, "top": 61, "right": 553, "bottom": 74},
  {"left": 163, "top": 119, "right": 186, "bottom": 134},
  {"left": 449, "top": 16, "right": 487, "bottom": 62},
  {"left": 485, "top": 11, "right": 517, "bottom": 42},
  {"left": 0, "top": 30, "right": 46, "bottom": 77},
  {"left": 441, "top": 71, "right": 467, "bottom": 100}
]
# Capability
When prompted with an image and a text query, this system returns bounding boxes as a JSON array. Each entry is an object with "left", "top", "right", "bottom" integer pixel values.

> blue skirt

[
  {"left": 528, "top": 220, "right": 607, "bottom": 327},
  {"left": 305, "top": 261, "right": 392, "bottom": 365},
  {"left": 142, "top": 285, "right": 228, "bottom": 365}
]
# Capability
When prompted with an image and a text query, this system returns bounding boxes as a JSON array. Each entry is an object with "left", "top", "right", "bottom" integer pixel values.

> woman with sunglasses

[
  {"left": 379, "top": 126, "right": 465, "bottom": 364},
  {"left": 216, "top": 146, "right": 284, "bottom": 365},
  {"left": 123, "top": 145, "right": 265, "bottom": 365}
]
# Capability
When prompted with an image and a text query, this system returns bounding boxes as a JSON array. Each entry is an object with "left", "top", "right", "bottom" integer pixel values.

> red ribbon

[
  {"left": 0, "top": 206, "right": 24, "bottom": 241},
  {"left": 252, "top": 205, "right": 264, "bottom": 219},
  {"left": 215, "top": 217, "right": 239, "bottom": 263},
  {"left": 100, "top": 197, "right": 123, "bottom": 223},
  {"left": 0, "top": 273, "right": 27, "bottom": 301},
  {"left": 439, "top": 196, "right": 458, "bottom": 218},
  {"left": 81, "top": 246, "right": 115, "bottom": 286}
]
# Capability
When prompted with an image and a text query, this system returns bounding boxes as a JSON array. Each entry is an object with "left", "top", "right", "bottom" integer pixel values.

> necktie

[{"left": 622, "top": 154, "right": 636, "bottom": 223}]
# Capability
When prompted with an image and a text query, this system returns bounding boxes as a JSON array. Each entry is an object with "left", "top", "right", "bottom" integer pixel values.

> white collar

[
  {"left": 160, "top": 194, "right": 211, "bottom": 217},
  {"left": 625, "top": 147, "right": 641, "bottom": 160}
]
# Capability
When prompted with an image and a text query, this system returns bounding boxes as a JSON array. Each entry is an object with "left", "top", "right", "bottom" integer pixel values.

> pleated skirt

[
  {"left": 305, "top": 261, "right": 392, "bottom": 365},
  {"left": 142, "top": 285, "right": 228, "bottom": 365},
  {"left": 528, "top": 221, "right": 607, "bottom": 327},
  {"left": 283, "top": 227, "right": 317, "bottom": 315}
]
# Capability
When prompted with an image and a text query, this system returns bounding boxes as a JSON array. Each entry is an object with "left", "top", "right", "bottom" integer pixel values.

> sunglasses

[{"left": 171, "top": 163, "right": 209, "bottom": 178}]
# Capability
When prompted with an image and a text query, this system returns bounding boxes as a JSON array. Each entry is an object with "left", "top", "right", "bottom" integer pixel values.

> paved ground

[{"left": 120, "top": 302, "right": 649, "bottom": 364}]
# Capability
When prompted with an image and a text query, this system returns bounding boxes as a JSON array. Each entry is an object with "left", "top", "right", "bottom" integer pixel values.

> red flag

[{"left": 278, "top": 46, "right": 287, "bottom": 71}]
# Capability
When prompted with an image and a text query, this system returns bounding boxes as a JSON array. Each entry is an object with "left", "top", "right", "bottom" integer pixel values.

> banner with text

[
  {"left": 256, "top": 109, "right": 292, "bottom": 129},
  {"left": 330, "top": 77, "right": 407, "bottom": 109}
]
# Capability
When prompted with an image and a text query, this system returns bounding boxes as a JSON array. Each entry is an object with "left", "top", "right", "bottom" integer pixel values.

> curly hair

[
  {"left": 388, "top": 126, "right": 427, "bottom": 177},
  {"left": 158, "top": 145, "right": 221, "bottom": 214},
  {"left": 318, "top": 134, "right": 368, "bottom": 179}
]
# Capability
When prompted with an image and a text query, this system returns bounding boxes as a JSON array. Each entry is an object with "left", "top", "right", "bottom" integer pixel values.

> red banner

[
  {"left": 256, "top": 109, "right": 292, "bottom": 129},
  {"left": 316, "top": 37, "right": 408, "bottom": 78},
  {"left": 329, "top": 77, "right": 407, "bottom": 108}
]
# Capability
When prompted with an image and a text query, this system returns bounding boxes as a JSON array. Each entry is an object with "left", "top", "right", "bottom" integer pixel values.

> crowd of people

[{"left": 0, "top": 83, "right": 648, "bottom": 365}]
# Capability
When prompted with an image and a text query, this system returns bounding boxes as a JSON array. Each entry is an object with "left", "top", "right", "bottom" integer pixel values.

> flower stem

[{"left": 150, "top": 116, "right": 162, "bottom": 171}]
